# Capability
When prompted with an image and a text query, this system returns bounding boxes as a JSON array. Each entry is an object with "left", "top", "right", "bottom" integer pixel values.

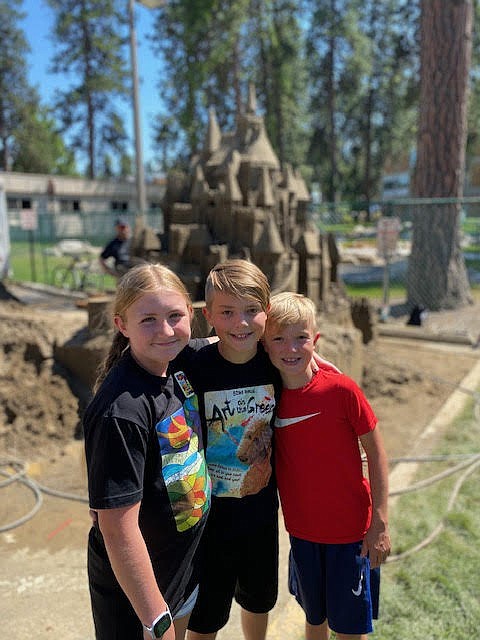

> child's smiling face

[
  {"left": 263, "top": 320, "right": 319, "bottom": 388},
  {"left": 115, "top": 288, "right": 192, "bottom": 376},
  {"left": 203, "top": 291, "right": 267, "bottom": 364}
]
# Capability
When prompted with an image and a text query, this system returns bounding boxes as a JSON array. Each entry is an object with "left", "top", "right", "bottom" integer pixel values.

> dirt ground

[
  {"left": 1, "top": 290, "right": 480, "bottom": 639},
  {"left": 1, "top": 292, "right": 478, "bottom": 463}
]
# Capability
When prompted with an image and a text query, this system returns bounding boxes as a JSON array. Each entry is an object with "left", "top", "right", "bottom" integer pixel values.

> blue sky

[{"left": 20, "top": 0, "right": 164, "bottom": 169}]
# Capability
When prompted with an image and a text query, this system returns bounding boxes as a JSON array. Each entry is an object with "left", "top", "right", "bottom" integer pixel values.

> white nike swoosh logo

[
  {"left": 274, "top": 412, "right": 321, "bottom": 428},
  {"left": 352, "top": 571, "right": 364, "bottom": 596}
]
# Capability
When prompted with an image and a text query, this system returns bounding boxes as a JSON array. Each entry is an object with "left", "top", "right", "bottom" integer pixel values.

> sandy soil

[{"left": 1, "top": 292, "right": 479, "bottom": 639}]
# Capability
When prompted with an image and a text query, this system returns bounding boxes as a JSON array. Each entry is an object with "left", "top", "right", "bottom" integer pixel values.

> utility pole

[{"left": 128, "top": 0, "right": 147, "bottom": 217}]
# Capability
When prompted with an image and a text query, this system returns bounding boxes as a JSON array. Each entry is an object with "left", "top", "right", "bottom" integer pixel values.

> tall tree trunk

[
  {"left": 81, "top": 10, "right": 95, "bottom": 180},
  {"left": 232, "top": 35, "right": 242, "bottom": 119},
  {"left": 272, "top": 2, "right": 285, "bottom": 165},
  {"left": 364, "top": 87, "right": 373, "bottom": 218},
  {"left": 407, "top": 0, "right": 473, "bottom": 310},
  {"left": 326, "top": 0, "right": 338, "bottom": 202},
  {"left": 363, "top": 5, "right": 377, "bottom": 220},
  {"left": 87, "top": 89, "right": 95, "bottom": 179},
  {"left": 0, "top": 108, "right": 8, "bottom": 171}
]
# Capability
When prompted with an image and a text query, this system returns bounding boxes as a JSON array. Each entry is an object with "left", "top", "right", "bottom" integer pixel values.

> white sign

[
  {"left": 377, "top": 216, "right": 401, "bottom": 258},
  {"left": 20, "top": 208, "right": 38, "bottom": 231}
]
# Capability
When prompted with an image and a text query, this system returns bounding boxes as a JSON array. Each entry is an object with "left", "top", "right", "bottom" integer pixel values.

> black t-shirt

[
  {"left": 83, "top": 341, "right": 211, "bottom": 615},
  {"left": 185, "top": 342, "right": 282, "bottom": 537},
  {"left": 100, "top": 237, "right": 131, "bottom": 267}
]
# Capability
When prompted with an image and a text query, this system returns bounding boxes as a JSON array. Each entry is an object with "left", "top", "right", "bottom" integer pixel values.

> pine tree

[
  {"left": 0, "top": 0, "right": 34, "bottom": 170},
  {"left": 305, "top": 0, "right": 364, "bottom": 202},
  {"left": 305, "top": 0, "right": 418, "bottom": 203},
  {"left": 151, "top": 0, "right": 251, "bottom": 158},
  {"left": 47, "top": 0, "right": 129, "bottom": 178},
  {"left": 349, "top": 0, "right": 418, "bottom": 210},
  {"left": 248, "top": 0, "right": 309, "bottom": 168},
  {"left": 12, "top": 103, "right": 77, "bottom": 174},
  {"left": 407, "top": 0, "right": 473, "bottom": 310},
  {"left": 151, "top": 0, "right": 308, "bottom": 169}
]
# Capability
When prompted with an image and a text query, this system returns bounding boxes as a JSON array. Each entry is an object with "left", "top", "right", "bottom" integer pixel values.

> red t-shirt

[{"left": 275, "top": 370, "right": 377, "bottom": 544}]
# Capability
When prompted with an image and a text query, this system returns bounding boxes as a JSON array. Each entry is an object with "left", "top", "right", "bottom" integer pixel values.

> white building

[{"left": 0, "top": 171, "right": 166, "bottom": 216}]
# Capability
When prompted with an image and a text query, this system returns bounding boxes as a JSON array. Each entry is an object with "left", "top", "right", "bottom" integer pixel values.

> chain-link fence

[
  {"left": 6, "top": 209, "right": 164, "bottom": 289},
  {"left": 7, "top": 200, "right": 480, "bottom": 312},
  {"left": 314, "top": 197, "right": 480, "bottom": 313},
  {"left": 8, "top": 209, "right": 164, "bottom": 245}
]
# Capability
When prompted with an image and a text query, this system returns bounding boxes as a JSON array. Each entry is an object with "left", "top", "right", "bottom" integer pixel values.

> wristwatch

[{"left": 142, "top": 607, "right": 173, "bottom": 639}]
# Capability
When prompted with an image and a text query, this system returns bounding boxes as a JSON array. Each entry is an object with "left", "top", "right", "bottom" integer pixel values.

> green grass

[
  {"left": 465, "top": 257, "right": 480, "bottom": 271},
  {"left": 462, "top": 218, "right": 480, "bottom": 235},
  {"left": 345, "top": 278, "right": 480, "bottom": 302},
  {"left": 374, "top": 396, "right": 480, "bottom": 639},
  {"left": 9, "top": 241, "right": 60, "bottom": 283},
  {"left": 345, "top": 282, "right": 406, "bottom": 300},
  {"left": 8, "top": 241, "right": 116, "bottom": 291},
  {"left": 7, "top": 241, "right": 480, "bottom": 301}
]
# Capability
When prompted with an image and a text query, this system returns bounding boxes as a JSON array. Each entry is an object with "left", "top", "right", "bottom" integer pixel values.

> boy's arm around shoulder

[{"left": 359, "top": 425, "right": 391, "bottom": 568}]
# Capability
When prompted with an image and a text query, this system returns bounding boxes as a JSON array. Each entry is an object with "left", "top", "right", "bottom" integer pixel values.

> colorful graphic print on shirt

[
  {"left": 204, "top": 384, "right": 275, "bottom": 498},
  {"left": 156, "top": 394, "right": 211, "bottom": 532}
]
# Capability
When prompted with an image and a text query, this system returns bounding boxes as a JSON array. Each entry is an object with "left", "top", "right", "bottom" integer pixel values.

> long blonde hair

[{"left": 94, "top": 263, "right": 192, "bottom": 392}]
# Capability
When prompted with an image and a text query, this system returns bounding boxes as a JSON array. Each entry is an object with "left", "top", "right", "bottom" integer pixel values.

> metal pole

[
  {"left": 380, "top": 255, "right": 390, "bottom": 322},
  {"left": 128, "top": 0, "right": 147, "bottom": 219}
]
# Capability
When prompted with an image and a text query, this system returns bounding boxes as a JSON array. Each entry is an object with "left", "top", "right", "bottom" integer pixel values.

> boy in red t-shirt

[{"left": 263, "top": 292, "right": 391, "bottom": 640}]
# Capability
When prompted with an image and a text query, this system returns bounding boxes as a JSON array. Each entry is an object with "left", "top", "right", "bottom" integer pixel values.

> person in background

[
  {"left": 84, "top": 263, "right": 212, "bottom": 640},
  {"left": 263, "top": 291, "right": 391, "bottom": 640},
  {"left": 99, "top": 217, "right": 133, "bottom": 277}
]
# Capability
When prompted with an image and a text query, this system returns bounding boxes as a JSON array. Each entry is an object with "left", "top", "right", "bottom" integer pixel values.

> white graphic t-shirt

[{"left": 204, "top": 384, "right": 275, "bottom": 498}]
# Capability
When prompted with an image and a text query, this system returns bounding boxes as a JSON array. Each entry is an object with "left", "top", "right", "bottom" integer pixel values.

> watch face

[{"left": 153, "top": 612, "right": 172, "bottom": 638}]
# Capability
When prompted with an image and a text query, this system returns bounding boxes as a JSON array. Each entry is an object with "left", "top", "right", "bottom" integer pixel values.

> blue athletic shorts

[{"left": 288, "top": 537, "right": 380, "bottom": 635}]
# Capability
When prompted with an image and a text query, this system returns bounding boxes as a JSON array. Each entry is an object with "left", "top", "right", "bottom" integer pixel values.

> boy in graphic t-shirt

[
  {"left": 263, "top": 292, "right": 391, "bottom": 640},
  {"left": 186, "top": 262, "right": 338, "bottom": 640},
  {"left": 186, "top": 260, "right": 281, "bottom": 640}
]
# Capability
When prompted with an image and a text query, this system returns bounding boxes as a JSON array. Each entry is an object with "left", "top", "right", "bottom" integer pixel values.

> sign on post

[
  {"left": 20, "top": 208, "right": 38, "bottom": 231},
  {"left": 376, "top": 216, "right": 402, "bottom": 320},
  {"left": 377, "top": 216, "right": 401, "bottom": 258}
]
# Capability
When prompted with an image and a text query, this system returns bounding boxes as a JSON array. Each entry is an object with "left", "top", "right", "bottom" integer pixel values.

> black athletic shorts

[
  {"left": 87, "top": 527, "right": 143, "bottom": 640},
  {"left": 187, "top": 517, "right": 279, "bottom": 634}
]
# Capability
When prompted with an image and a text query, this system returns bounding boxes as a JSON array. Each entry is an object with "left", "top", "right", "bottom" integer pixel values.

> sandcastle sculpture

[
  {"left": 151, "top": 83, "right": 335, "bottom": 308},
  {"left": 71, "top": 85, "right": 367, "bottom": 391}
]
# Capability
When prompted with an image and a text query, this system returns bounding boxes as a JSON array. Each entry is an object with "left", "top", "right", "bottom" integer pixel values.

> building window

[
  {"left": 59, "top": 199, "right": 81, "bottom": 212},
  {"left": 111, "top": 201, "right": 128, "bottom": 211},
  {"left": 7, "top": 198, "right": 33, "bottom": 211}
]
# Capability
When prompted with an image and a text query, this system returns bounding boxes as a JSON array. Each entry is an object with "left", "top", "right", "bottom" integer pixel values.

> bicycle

[{"left": 51, "top": 250, "right": 105, "bottom": 293}]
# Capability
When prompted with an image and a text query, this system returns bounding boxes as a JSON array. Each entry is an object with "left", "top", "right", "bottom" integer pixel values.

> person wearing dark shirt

[
  {"left": 99, "top": 217, "right": 133, "bottom": 277},
  {"left": 84, "top": 263, "right": 211, "bottom": 640}
]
